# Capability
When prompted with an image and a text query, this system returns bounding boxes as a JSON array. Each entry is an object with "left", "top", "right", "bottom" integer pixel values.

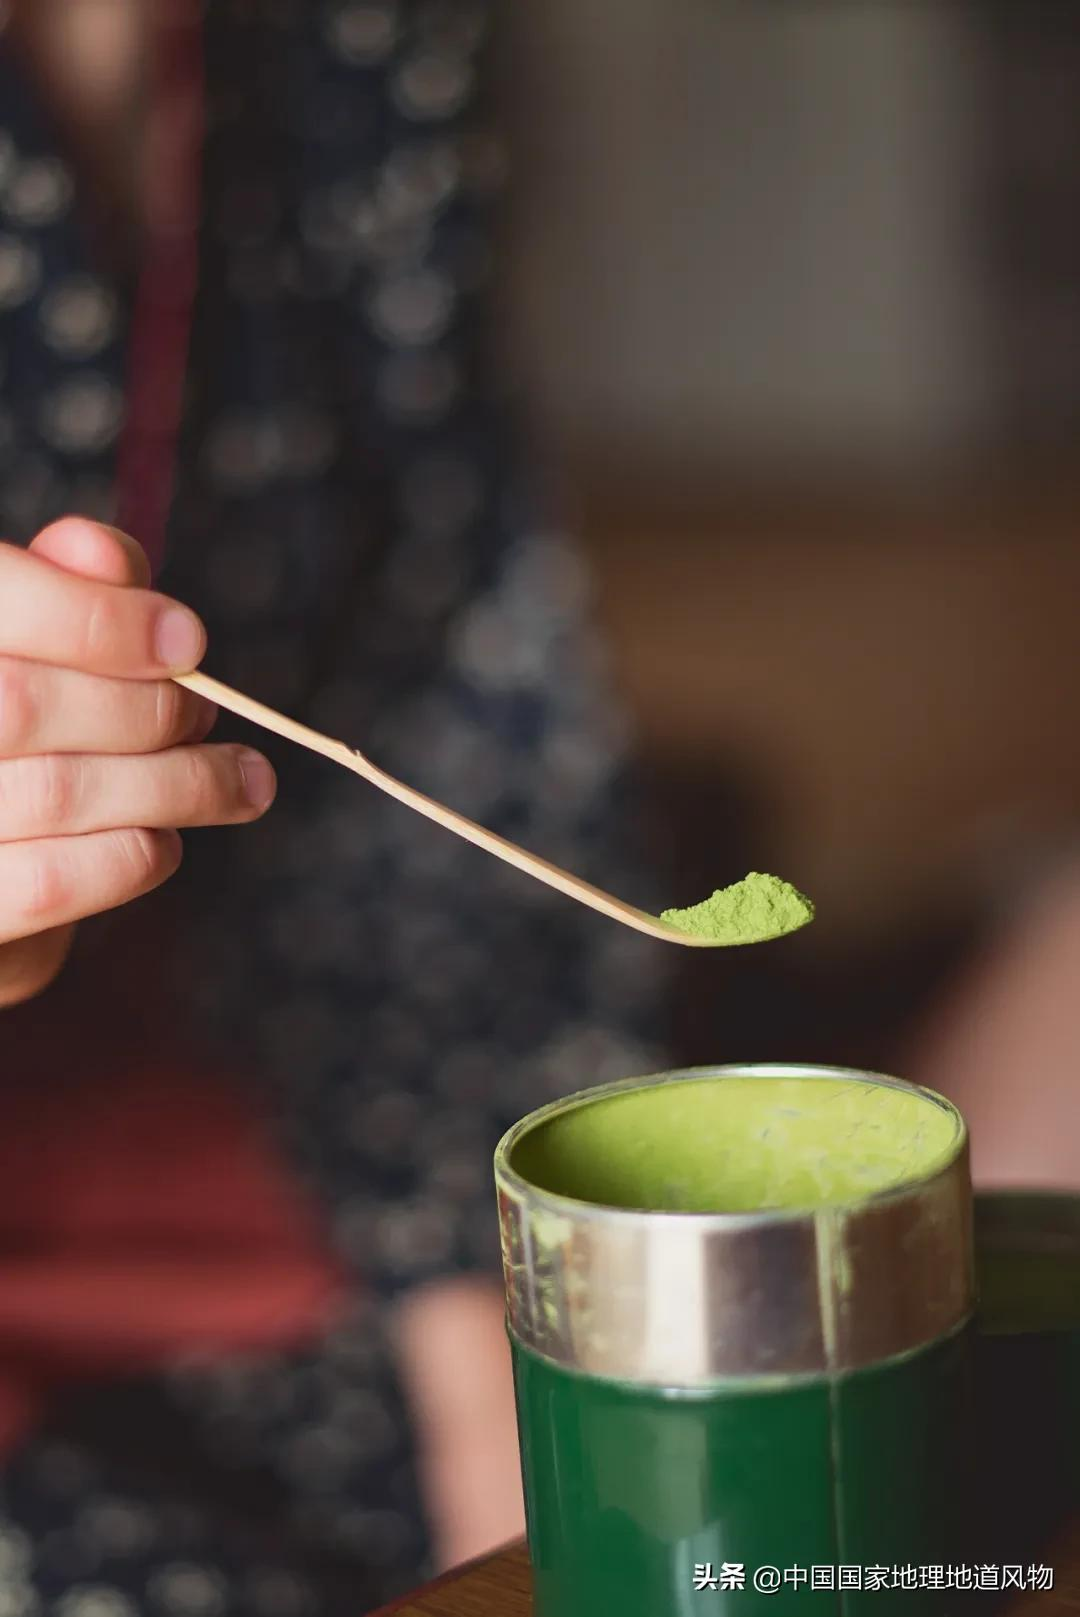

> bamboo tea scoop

[{"left": 175, "top": 671, "right": 812, "bottom": 948}]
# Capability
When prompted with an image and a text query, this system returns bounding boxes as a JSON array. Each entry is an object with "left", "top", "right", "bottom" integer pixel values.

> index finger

[{"left": 0, "top": 540, "right": 205, "bottom": 678}]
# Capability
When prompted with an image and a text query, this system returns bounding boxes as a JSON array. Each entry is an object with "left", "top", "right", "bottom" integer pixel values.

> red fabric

[
  {"left": 0, "top": 894, "right": 346, "bottom": 1460},
  {"left": 0, "top": 1061, "right": 346, "bottom": 1457},
  {"left": 115, "top": 0, "right": 204, "bottom": 579}
]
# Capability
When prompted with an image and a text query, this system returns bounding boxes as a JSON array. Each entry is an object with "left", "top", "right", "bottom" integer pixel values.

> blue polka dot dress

[{"left": 0, "top": 5, "right": 668, "bottom": 1611}]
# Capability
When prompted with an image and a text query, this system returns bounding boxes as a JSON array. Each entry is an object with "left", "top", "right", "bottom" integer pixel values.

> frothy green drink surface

[{"left": 510, "top": 1075, "right": 961, "bottom": 1214}]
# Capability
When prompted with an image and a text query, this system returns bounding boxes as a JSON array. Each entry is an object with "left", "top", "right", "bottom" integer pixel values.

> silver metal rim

[{"left": 496, "top": 1064, "right": 973, "bottom": 1385}]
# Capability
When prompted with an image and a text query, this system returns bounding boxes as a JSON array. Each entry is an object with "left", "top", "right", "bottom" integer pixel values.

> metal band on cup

[{"left": 495, "top": 1064, "right": 973, "bottom": 1386}]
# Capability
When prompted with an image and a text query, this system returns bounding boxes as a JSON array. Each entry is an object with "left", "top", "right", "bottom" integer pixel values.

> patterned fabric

[{"left": 0, "top": 2, "right": 667, "bottom": 1609}]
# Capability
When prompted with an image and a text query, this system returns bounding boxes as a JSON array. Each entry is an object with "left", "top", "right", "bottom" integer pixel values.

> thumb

[{"left": 29, "top": 517, "right": 152, "bottom": 589}]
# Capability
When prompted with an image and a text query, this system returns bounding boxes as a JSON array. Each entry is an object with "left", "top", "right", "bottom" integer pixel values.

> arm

[
  {"left": 911, "top": 860, "right": 1080, "bottom": 1187},
  {"left": 394, "top": 1277, "right": 525, "bottom": 1570}
]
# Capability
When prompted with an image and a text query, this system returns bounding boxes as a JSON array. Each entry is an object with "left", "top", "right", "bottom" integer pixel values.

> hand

[
  {"left": 394, "top": 1277, "right": 526, "bottom": 1570},
  {"left": 0, "top": 517, "right": 276, "bottom": 1009}
]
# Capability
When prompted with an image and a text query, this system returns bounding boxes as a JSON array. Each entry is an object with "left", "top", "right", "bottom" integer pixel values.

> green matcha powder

[{"left": 660, "top": 871, "right": 814, "bottom": 945}]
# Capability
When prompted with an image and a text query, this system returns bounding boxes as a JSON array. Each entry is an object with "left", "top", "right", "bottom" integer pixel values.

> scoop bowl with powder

[{"left": 659, "top": 870, "right": 814, "bottom": 945}]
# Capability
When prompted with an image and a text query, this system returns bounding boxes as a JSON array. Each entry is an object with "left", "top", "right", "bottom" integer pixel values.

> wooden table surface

[
  {"left": 376, "top": 1542, "right": 532, "bottom": 1616},
  {"left": 374, "top": 1523, "right": 1080, "bottom": 1614}
]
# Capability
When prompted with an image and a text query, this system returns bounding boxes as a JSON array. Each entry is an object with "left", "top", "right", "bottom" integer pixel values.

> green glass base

[{"left": 513, "top": 1329, "right": 973, "bottom": 1616}]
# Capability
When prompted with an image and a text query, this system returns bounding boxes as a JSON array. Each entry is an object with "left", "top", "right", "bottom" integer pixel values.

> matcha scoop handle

[{"left": 176, "top": 671, "right": 714, "bottom": 946}]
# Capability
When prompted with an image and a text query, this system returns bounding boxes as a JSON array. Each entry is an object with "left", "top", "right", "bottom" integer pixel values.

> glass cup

[{"left": 495, "top": 1064, "right": 974, "bottom": 1616}]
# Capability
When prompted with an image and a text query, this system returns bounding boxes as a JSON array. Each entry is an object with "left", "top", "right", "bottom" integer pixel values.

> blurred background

[
  {"left": 4, "top": 3, "right": 1080, "bottom": 1604},
  {"left": 498, "top": 0, "right": 1080, "bottom": 1077}
]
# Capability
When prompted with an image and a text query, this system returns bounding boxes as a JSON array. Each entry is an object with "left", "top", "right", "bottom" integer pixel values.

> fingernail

[
  {"left": 237, "top": 749, "right": 276, "bottom": 811},
  {"left": 155, "top": 606, "right": 205, "bottom": 671}
]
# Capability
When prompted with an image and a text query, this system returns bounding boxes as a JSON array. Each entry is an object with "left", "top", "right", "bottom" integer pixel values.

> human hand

[{"left": 0, "top": 518, "right": 276, "bottom": 1009}]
